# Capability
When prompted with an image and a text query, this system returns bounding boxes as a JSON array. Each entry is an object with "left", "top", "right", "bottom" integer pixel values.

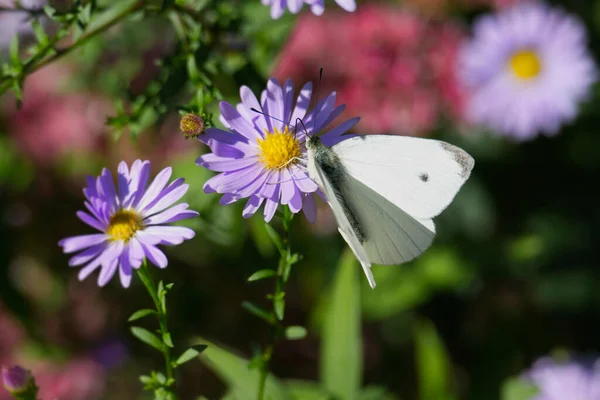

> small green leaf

[
  {"left": 196, "top": 337, "right": 292, "bottom": 399},
  {"left": 9, "top": 36, "right": 20, "bottom": 67},
  {"left": 128, "top": 309, "right": 156, "bottom": 322},
  {"left": 174, "top": 345, "right": 208, "bottom": 367},
  {"left": 321, "top": 248, "right": 362, "bottom": 400},
  {"left": 130, "top": 326, "right": 163, "bottom": 352},
  {"left": 241, "top": 301, "right": 275, "bottom": 324},
  {"left": 31, "top": 20, "right": 49, "bottom": 46},
  {"left": 285, "top": 326, "right": 307, "bottom": 340},
  {"left": 274, "top": 297, "right": 285, "bottom": 321},
  {"left": 163, "top": 332, "right": 174, "bottom": 348},
  {"left": 501, "top": 377, "right": 539, "bottom": 400},
  {"left": 247, "top": 269, "right": 277, "bottom": 282},
  {"left": 414, "top": 318, "right": 454, "bottom": 400},
  {"left": 264, "top": 223, "right": 283, "bottom": 253}
]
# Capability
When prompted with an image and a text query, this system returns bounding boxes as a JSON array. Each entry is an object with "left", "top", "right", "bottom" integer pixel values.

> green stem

[
  {"left": 136, "top": 261, "right": 177, "bottom": 398},
  {"left": 257, "top": 208, "right": 293, "bottom": 400},
  {"left": 0, "top": 1, "right": 145, "bottom": 95}
]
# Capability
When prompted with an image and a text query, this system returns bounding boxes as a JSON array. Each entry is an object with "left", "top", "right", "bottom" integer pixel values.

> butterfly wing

[
  {"left": 343, "top": 173, "right": 436, "bottom": 265},
  {"left": 333, "top": 135, "right": 474, "bottom": 220},
  {"left": 310, "top": 159, "right": 377, "bottom": 288}
]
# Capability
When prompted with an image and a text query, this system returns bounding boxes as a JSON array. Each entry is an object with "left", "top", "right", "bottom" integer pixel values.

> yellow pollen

[
  {"left": 509, "top": 49, "right": 542, "bottom": 80},
  {"left": 106, "top": 209, "right": 144, "bottom": 242},
  {"left": 256, "top": 126, "right": 302, "bottom": 170}
]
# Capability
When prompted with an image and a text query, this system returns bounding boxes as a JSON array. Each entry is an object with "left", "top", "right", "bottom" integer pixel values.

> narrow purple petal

[
  {"left": 76, "top": 211, "right": 106, "bottom": 232},
  {"left": 220, "top": 101, "right": 261, "bottom": 141},
  {"left": 59, "top": 234, "right": 108, "bottom": 253},
  {"left": 144, "top": 203, "right": 198, "bottom": 225},
  {"left": 290, "top": 82, "right": 312, "bottom": 127},
  {"left": 264, "top": 198, "right": 278, "bottom": 222},
  {"left": 143, "top": 180, "right": 189, "bottom": 216},
  {"left": 290, "top": 167, "right": 318, "bottom": 193},
  {"left": 321, "top": 117, "right": 360, "bottom": 147},
  {"left": 136, "top": 167, "right": 172, "bottom": 211},
  {"left": 197, "top": 154, "right": 259, "bottom": 172},
  {"left": 289, "top": 185, "right": 302, "bottom": 213},
  {"left": 68, "top": 243, "right": 107, "bottom": 267},
  {"left": 243, "top": 195, "right": 264, "bottom": 218},
  {"left": 302, "top": 194, "right": 317, "bottom": 223},
  {"left": 144, "top": 226, "right": 195, "bottom": 242},
  {"left": 143, "top": 244, "right": 168, "bottom": 269},
  {"left": 128, "top": 237, "right": 145, "bottom": 267},
  {"left": 98, "top": 257, "right": 119, "bottom": 287},
  {"left": 282, "top": 78, "right": 294, "bottom": 123},
  {"left": 213, "top": 165, "right": 264, "bottom": 194},
  {"left": 119, "top": 248, "right": 133, "bottom": 288},
  {"left": 266, "top": 78, "right": 284, "bottom": 130},
  {"left": 117, "top": 161, "right": 130, "bottom": 205}
]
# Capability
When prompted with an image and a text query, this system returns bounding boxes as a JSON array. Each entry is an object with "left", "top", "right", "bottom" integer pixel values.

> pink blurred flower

[
  {"left": 35, "top": 358, "right": 105, "bottom": 400},
  {"left": 4, "top": 64, "right": 108, "bottom": 166},
  {"left": 274, "top": 5, "right": 467, "bottom": 136}
]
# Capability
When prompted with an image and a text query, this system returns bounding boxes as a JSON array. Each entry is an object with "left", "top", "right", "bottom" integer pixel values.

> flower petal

[
  {"left": 136, "top": 167, "right": 172, "bottom": 210},
  {"left": 59, "top": 234, "right": 108, "bottom": 254},
  {"left": 243, "top": 195, "right": 264, "bottom": 218},
  {"left": 197, "top": 154, "right": 259, "bottom": 173},
  {"left": 220, "top": 101, "right": 262, "bottom": 141},
  {"left": 76, "top": 211, "right": 106, "bottom": 232},
  {"left": 142, "top": 244, "right": 168, "bottom": 269},
  {"left": 144, "top": 203, "right": 198, "bottom": 225}
]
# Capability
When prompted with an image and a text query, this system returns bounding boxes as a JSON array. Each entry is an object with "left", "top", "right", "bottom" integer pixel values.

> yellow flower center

[
  {"left": 256, "top": 126, "right": 301, "bottom": 170},
  {"left": 106, "top": 209, "right": 144, "bottom": 242},
  {"left": 509, "top": 49, "right": 542, "bottom": 80}
]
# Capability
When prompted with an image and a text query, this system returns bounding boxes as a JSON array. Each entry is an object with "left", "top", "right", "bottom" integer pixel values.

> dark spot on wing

[
  {"left": 440, "top": 142, "right": 475, "bottom": 179},
  {"left": 419, "top": 173, "right": 429, "bottom": 182}
]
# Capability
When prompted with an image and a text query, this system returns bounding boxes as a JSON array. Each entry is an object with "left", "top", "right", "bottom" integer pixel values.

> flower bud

[
  {"left": 180, "top": 113, "right": 205, "bottom": 139},
  {"left": 2, "top": 365, "right": 38, "bottom": 399}
]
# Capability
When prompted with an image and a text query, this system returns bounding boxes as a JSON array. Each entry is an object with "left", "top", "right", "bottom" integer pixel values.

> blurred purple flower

[
  {"left": 0, "top": 0, "right": 47, "bottom": 49},
  {"left": 1, "top": 365, "right": 34, "bottom": 395},
  {"left": 58, "top": 160, "right": 198, "bottom": 288},
  {"left": 525, "top": 357, "right": 600, "bottom": 399},
  {"left": 196, "top": 78, "right": 358, "bottom": 222},
  {"left": 459, "top": 2, "right": 596, "bottom": 140},
  {"left": 262, "top": 0, "right": 356, "bottom": 19}
]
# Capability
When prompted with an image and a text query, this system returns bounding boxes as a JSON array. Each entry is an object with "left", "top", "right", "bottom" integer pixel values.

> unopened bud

[
  {"left": 180, "top": 113, "right": 205, "bottom": 139},
  {"left": 1, "top": 365, "right": 37, "bottom": 399}
]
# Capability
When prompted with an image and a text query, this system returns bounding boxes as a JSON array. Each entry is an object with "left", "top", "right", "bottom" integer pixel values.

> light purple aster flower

[
  {"left": 58, "top": 160, "right": 198, "bottom": 288},
  {"left": 196, "top": 78, "right": 359, "bottom": 223},
  {"left": 261, "top": 0, "right": 356, "bottom": 19},
  {"left": 524, "top": 357, "right": 600, "bottom": 399},
  {"left": 459, "top": 2, "right": 596, "bottom": 140}
]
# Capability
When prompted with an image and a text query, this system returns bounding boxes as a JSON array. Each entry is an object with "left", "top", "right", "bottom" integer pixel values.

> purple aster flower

[
  {"left": 261, "top": 0, "right": 356, "bottom": 19},
  {"left": 58, "top": 160, "right": 198, "bottom": 288},
  {"left": 523, "top": 357, "right": 600, "bottom": 399},
  {"left": 459, "top": 2, "right": 596, "bottom": 140},
  {"left": 196, "top": 78, "right": 359, "bottom": 222}
]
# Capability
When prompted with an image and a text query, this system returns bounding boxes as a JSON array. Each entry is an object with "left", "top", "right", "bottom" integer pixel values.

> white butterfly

[{"left": 305, "top": 134, "right": 474, "bottom": 289}]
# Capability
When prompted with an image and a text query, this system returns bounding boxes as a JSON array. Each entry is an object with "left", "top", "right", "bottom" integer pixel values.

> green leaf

[
  {"left": 264, "top": 223, "right": 283, "bottom": 253},
  {"left": 128, "top": 309, "right": 156, "bottom": 322},
  {"left": 31, "top": 20, "right": 49, "bottom": 46},
  {"left": 241, "top": 301, "right": 275, "bottom": 324},
  {"left": 414, "top": 318, "right": 454, "bottom": 400},
  {"left": 130, "top": 326, "right": 163, "bottom": 352},
  {"left": 174, "top": 345, "right": 208, "bottom": 367},
  {"left": 285, "top": 326, "right": 307, "bottom": 340},
  {"left": 163, "top": 332, "right": 174, "bottom": 348},
  {"left": 320, "top": 248, "right": 362, "bottom": 400},
  {"left": 195, "top": 337, "right": 291, "bottom": 400},
  {"left": 501, "top": 377, "right": 539, "bottom": 400},
  {"left": 285, "top": 380, "right": 334, "bottom": 400},
  {"left": 247, "top": 269, "right": 277, "bottom": 282},
  {"left": 359, "top": 386, "right": 399, "bottom": 400},
  {"left": 9, "top": 36, "right": 20, "bottom": 67},
  {"left": 274, "top": 297, "right": 285, "bottom": 321}
]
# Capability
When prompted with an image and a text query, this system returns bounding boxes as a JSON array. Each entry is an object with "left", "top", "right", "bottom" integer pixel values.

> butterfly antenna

[
  {"left": 250, "top": 107, "right": 298, "bottom": 135},
  {"left": 311, "top": 67, "right": 324, "bottom": 137}
]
